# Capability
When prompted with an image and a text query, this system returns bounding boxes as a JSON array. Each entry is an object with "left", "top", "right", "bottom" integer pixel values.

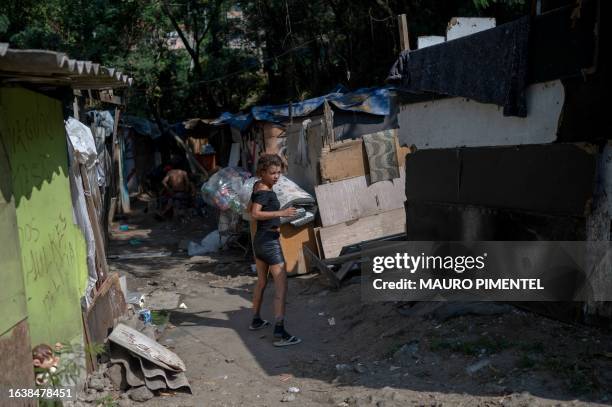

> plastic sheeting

[
  {"left": 88, "top": 110, "right": 115, "bottom": 188},
  {"left": 214, "top": 87, "right": 396, "bottom": 130},
  {"left": 66, "top": 135, "right": 98, "bottom": 307},
  {"left": 121, "top": 115, "right": 162, "bottom": 139},
  {"left": 66, "top": 117, "right": 97, "bottom": 167},
  {"left": 201, "top": 167, "right": 252, "bottom": 213}
]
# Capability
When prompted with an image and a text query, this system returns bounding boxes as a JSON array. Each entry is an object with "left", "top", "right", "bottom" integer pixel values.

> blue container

[{"left": 139, "top": 309, "right": 152, "bottom": 324}]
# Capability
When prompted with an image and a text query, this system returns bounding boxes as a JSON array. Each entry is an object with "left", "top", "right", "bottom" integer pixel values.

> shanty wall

[
  {"left": 0, "top": 87, "right": 88, "bottom": 346},
  {"left": 0, "top": 138, "right": 36, "bottom": 395}
]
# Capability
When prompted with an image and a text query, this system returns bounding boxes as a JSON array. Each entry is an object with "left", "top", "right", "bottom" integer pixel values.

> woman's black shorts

[{"left": 253, "top": 231, "right": 285, "bottom": 265}]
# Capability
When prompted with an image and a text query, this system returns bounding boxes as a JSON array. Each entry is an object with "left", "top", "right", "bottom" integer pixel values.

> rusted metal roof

[{"left": 0, "top": 43, "right": 132, "bottom": 89}]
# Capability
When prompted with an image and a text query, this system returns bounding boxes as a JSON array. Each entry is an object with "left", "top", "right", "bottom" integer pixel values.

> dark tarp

[
  {"left": 387, "top": 16, "right": 531, "bottom": 117},
  {"left": 388, "top": 0, "right": 600, "bottom": 117}
]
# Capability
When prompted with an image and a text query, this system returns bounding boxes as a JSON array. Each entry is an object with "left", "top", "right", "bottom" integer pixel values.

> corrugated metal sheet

[{"left": 0, "top": 43, "right": 132, "bottom": 89}]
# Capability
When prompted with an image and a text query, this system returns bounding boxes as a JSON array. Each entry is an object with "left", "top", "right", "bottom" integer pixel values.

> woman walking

[{"left": 248, "top": 154, "right": 302, "bottom": 346}]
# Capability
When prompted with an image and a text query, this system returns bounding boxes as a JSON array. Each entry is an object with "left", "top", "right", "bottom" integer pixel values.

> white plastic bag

[{"left": 187, "top": 230, "right": 229, "bottom": 256}]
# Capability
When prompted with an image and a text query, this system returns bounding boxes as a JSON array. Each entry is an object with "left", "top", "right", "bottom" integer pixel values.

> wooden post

[
  {"left": 79, "top": 164, "right": 109, "bottom": 284},
  {"left": 323, "top": 100, "right": 334, "bottom": 147},
  {"left": 398, "top": 14, "right": 410, "bottom": 51},
  {"left": 117, "top": 127, "right": 131, "bottom": 214},
  {"left": 73, "top": 96, "right": 80, "bottom": 120}
]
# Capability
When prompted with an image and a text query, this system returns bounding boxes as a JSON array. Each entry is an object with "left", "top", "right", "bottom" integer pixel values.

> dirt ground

[{"left": 106, "top": 203, "right": 612, "bottom": 407}]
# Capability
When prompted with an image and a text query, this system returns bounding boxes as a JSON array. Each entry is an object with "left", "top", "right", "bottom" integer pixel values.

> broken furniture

[{"left": 304, "top": 232, "right": 405, "bottom": 288}]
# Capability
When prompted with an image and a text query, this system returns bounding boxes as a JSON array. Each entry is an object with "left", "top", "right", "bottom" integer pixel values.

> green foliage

[
  {"left": 0, "top": 14, "right": 10, "bottom": 34},
  {"left": 95, "top": 394, "right": 117, "bottom": 407},
  {"left": 1, "top": 0, "right": 528, "bottom": 120}
]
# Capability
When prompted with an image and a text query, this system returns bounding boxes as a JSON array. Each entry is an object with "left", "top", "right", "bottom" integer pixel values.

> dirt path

[{"left": 107, "top": 206, "right": 612, "bottom": 407}]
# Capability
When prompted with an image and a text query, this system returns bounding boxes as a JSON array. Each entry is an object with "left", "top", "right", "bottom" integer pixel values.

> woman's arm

[{"left": 250, "top": 203, "right": 296, "bottom": 220}]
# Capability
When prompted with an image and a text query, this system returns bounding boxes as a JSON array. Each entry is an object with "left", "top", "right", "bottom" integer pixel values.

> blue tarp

[
  {"left": 121, "top": 115, "right": 162, "bottom": 139},
  {"left": 214, "top": 86, "right": 395, "bottom": 131},
  {"left": 211, "top": 112, "right": 253, "bottom": 131}
]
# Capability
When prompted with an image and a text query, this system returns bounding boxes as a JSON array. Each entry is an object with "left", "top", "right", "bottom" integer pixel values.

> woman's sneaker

[
  {"left": 273, "top": 324, "right": 302, "bottom": 347},
  {"left": 249, "top": 317, "right": 270, "bottom": 331}
]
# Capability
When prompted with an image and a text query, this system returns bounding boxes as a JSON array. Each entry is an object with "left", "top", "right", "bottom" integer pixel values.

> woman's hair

[{"left": 256, "top": 154, "right": 283, "bottom": 176}]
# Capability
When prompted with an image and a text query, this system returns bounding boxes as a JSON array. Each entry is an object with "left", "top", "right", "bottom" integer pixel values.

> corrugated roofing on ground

[{"left": 0, "top": 43, "right": 132, "bottom": 89}]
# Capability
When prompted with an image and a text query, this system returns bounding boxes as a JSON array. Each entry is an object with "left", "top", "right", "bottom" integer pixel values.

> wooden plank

[
  {"left": 320, "top": 139, "right": 368, "bottom": 182},
  {"left": 320, "top": 132, "right": 410, "bottom": 183},
  {"left": 319, "top": 208, "right": 406, "bottom": 258},
  {"left": 85, "top": 273, "right": 127, "bottom": 346},
  {"left": 82, "top": 311, "right": 97, "bottom": 372},
  {"left": 80, "top": 165, "right": 109, "bottom": 283},
  {"left": 117, "top": 128, "right": 131, "bottom": 213},
  {"left": 313, "top": 227, "right": 323, "bottom": 259},
  {"left": 335, "top": 260, "right": 357, "bottom": 282},
  {"left": 0, "top": 320, "right": 36, "bottom": 407},
  {"left": 315, "top": 167, "right": 406, "bottom": 227},
  {"left": 108, "top": 323, "right": 185, "bottom": 372},
  {"left": 398, "top": 14, "right": 410, "bottom": 51},
  {"left": 303, "top": 246, "right": 340, "bottom": 288}
]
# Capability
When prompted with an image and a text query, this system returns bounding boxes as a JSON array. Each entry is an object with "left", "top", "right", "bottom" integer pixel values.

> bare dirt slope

[{"left": 107, "top": 206, "right": 612, "bottom": 407}]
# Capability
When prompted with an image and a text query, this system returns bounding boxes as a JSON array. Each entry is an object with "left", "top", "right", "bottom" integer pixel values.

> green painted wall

[
  {"left": 0, "top": 87, "right": 88, "bottom": 346},
  {"left": 0, "top": 138, "right": 28, "bottom": 337}
]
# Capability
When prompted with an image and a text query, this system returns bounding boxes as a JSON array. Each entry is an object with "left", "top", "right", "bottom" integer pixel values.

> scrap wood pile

[{"left": 292, "top": 126, "right": 411, "bottom": 287}]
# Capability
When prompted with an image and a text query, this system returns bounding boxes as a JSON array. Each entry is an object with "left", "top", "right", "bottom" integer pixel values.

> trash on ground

[
  {"left": 108, "top": 324, "right": 191, "bottom": 396},
  {"left": 108, "top": 251, "right": 172, "bottom": 260},
  {"left": 465, "top": 359, "right": 491, "bottom": 375},
  {"left": 281, "top": 393, "right": 296, "bottom": 402},
  {"left": 127, "top": 292, "right": 146, "bottom": 308},
  {"left": 109, "top": 323, "right": 186, "bottom": 372},
  {"left": 187, "top": 230, "right": 229, "bottom": 256},
  {"left": 138, "top": 309, "right": 152, "bottom": 324}
]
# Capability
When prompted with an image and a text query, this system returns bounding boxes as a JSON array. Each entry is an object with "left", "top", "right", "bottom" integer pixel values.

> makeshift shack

[
  {"left": 184, "top": 118, "right": 233, "bottom": 170},
  {"left": 388, "top": 1, "right": 611, "bottom": 321},
  {"left": 0, "top": 43, "right": 130, "bottom": 388},
  {"left": 213, "top": 87, "right": 410, "bottom": 271}
]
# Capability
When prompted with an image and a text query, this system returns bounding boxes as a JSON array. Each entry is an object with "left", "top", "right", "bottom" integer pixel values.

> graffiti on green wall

[{"left": 0, "top": 87, "right": 88, "bottom": 346}]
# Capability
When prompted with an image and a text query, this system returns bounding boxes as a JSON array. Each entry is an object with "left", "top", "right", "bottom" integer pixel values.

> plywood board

[
  {"left": 319, "top": 208, "right": 406, "bottom": 258},
  {"left": 0, "top": 320, "right": 36, "bottom": 406},
  {"left": 315, "top": 167, "right": 406, "bottom": 227},
  {"left": 397, "top": 81, "right": 563, "bottom": 150},
  {"left": 279, "top": 223, "right": 317, "bottom": 276},
  {"left": 320, "top": 140, "right": 368, "bottom": 182},
  {"left": 320, "top": 132, "right": 410, "bottom": 183},
  {"left": 85, "top": 273, "right": 127, "bottom": 346}
]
